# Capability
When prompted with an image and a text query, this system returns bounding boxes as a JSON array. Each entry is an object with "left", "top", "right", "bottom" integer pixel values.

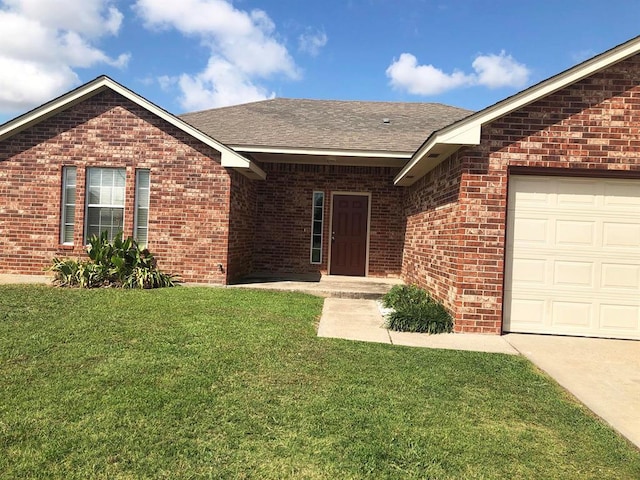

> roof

[
  {"left": 180, "top": 98, "right": 472, "bottom": 156},
  {"left": 0, "top": 76, "right": 266, "bottom": 180},
  {"left": 394, "top": 35, "right": 640, "bottom": 186}
]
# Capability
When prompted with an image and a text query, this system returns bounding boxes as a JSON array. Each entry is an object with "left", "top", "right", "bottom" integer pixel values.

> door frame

[{"left": 327, "top": 191, "right": 372, "bottom": 276}]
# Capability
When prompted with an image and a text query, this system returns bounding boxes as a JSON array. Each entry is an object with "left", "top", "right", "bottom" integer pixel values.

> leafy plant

[
  {"left": 50, "top": 232, "right": 177, "bottom": 289},
  {"left": 382, "top": 284, "right": 453, "bottom": 334},
  {"left": 382, "top": 284, "right": 428, "bottom": 310}
]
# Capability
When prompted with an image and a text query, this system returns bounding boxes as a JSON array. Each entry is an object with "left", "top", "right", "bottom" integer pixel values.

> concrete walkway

[
  {"left": 505, "top": 333, "right": 640, "bottom": 448},
  {"left": 318, "top": 298, "right": 518, "bottom": 354},
  {"left": 318, "top": 297, "right": 640, "bottom": 448}
]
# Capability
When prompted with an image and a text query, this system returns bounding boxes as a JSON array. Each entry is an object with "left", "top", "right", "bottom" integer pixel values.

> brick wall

[
  {"left": 402, "top": 53, "right": 640, "bottom": 333},
  {"left": 227, "top": 170, "right": 257, "bottom": 282},
  {"left": 0, "top": 90, "right": 232, "bottom": 284},
  {"left": 253, "top": 163, "right": 404, "bottom": 277},
  {"left": 402, "top": 153, "right": 464, "bottom": 314}
]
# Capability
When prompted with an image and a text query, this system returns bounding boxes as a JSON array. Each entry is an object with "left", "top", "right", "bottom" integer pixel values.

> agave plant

[{"left": 50, "top": 231, "right": 177, "bottom": 289}]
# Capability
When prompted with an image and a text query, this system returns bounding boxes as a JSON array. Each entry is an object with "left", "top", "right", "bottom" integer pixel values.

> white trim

[
  {"left": 0, "top": 76, "right": 266, "bottom": 181},
  {"left": 232, "top": 145, "right": 413, "bottom": 159},
  {"left": 394, "top": 35, "right": 640, "bottom": 186},
  {"left": 327, "top": 191, "right": 372, "bottom": 276}
]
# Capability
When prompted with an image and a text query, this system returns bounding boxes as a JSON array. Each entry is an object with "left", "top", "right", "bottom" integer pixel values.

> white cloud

[
  {"left": 386, "top": 53, "right": 472, "bottom": 95},
  {"left": 298, "top": 29, "right": 327, "bottom": 57},
  {"left": 472, "top": 51, "right": 529, "bottom": 89},
  {"left": 0, "top": 0, "right": 128, "bottom": 114},
  {"left": 178, "top": 57, "right": 274, "bottom": 111},
  {"left": 386, "top": 50, "right": 530, "bottom": 96},
  {"left": 134, "top": 0, "right": 299, "bottom": 110}
]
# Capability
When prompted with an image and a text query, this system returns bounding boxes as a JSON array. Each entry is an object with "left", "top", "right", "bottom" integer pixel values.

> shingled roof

[{"left": 179, "top": 98, "right": 472, "bottom": 154}]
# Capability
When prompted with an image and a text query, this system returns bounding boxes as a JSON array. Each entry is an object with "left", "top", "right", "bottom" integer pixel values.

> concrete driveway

[{"left": 504, "top": 333, "right": 640, "bottom": 448}]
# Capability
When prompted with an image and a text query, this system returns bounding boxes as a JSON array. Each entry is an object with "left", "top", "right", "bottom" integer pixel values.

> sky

[{"left": 1, "top": 0, "right": 640, "bottom": 124}]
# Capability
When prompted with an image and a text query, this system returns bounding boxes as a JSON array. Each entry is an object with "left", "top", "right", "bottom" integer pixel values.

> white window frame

[
  {"left": 310, "top": 191, "right": 324, "bottom": 264},
  {"left": 84, "top": 167, "right": 126, "bottom": 242},
  {"left": 134, "top": 169, "right": 150, "bottom": 247},
  {"left": 60, "top": 166, "right": 77, "bottom": 245}
]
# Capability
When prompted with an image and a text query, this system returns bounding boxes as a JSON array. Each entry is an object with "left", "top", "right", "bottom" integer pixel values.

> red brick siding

[
  {"left": 253, "top": 163, "right": 404, "bottom": 277},
  {"left": 0, "top": 90, "right": 232, "bottom": 284},
  {"left": 402, "top": 154, "right": 464, "bottom": 314},
  {"left": 403, "top": 53, "right": 640, "bottom": 333},
  {"left": 227, "top": 170, "right": 257, "bottom": 282}
]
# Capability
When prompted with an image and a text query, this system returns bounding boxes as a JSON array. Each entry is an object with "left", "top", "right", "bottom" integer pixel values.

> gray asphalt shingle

[{"left": 179, "top": 98, "right": 472, "bottom": 153}]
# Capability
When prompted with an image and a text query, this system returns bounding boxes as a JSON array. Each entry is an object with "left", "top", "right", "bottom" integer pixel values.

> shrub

[
  {"left": 382, "top": 284, "right": 453, "bottom": 334},
  {"left": 50, "top": 232, "right": 177, "bottom": 289},
  {"left": 381, "top": 284, "right": 428, "bottom": 310}
]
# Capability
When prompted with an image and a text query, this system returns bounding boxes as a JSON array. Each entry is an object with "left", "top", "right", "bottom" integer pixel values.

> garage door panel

[
  {"left": 508, "top": 298, "right": 546, "bottom": 326},
  {"left": 555, "top": 220, "right": 595, "bottom": 246},
  {"left": 603, "top": 222, "right": 640, "bottom": 248},
  {"left": 603, "top": 181, "right": 640, "bottom": 208},
  {"left": 511, "top": 258, "right": 547, "bottom": 284},
  {"left": 556, "top": 181, "right": 598, "bottom": 207},
  {"left": 551, "top": 301, "right": 593, "bottom": 328},
  {"left": 512, "top": 217, "right": 548, "bottom": 244},
  {"left": 601, "top": 263, "right": 639, "bottom": 289},
  {"left": 504, "top": 175, "right": 640, "bottom": 340},
  {"left": 553, "top": 261, "right": 594, "bottom": 287},
  {"left": 599, "top": 304, "right": 640, "bottom": 331}
]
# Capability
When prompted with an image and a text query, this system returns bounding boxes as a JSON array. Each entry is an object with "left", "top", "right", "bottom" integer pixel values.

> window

[
  {"left": 134, "top": 170, "right": 150, "bottom": 247},
  {"left": 85, "top": 168, "right": 126, "bottom": 242},
  {"left": 310, "top": 191, "right": 324, "bottom": 264},
  {"left": 60, "top": 166, "right": 77, "bottom": 245}
]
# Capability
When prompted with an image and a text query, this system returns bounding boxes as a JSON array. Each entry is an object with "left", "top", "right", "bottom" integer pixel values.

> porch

[{"left": 228, "top": 274, "right": 403, "bottom": 299}]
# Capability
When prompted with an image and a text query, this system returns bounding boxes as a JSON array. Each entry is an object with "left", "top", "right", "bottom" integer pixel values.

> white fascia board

[
  {"left": 103, "top": 79, "right": 254, "bottom": 169},
  {"left": 231, "top": 145, "right": 413, "bottom": 159},
  {"left": 394, "top": 35, "right": 640, "bottom": 186},
  {"left": 0, "top": 80, "right": 106, "bottom": 141},
  {"left": 0, "top": 76, "right": 263, "bottom": 179}
]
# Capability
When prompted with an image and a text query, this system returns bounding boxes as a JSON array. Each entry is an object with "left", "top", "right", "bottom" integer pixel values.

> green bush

[
  {"left": 50, "top": 232, "right": 177, "bottom": 289},
  {"left": 381, "top": 284, "right": 428, "bottom": 310},
  {"left": 382, "top": 284, "right": 453, "bottom": 334}
]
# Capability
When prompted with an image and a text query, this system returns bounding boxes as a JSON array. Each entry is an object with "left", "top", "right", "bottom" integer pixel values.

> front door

[{"left": 330, "top": 194, "right": 369, "bottom": 276}]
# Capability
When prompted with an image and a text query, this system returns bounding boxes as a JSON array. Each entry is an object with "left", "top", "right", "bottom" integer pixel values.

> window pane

[
  {"left": 135, "top": 170, "right": 151, "bottom": 247},
  {"left": 114, "top": 169, "right": 126, "bottom": 187},
  {"left": 310, "top": 192, "right": 324, "bottom": 264},
  {"left": 62, "top": 225, "right": 74, "bottom": 244},
  {"left": 102, "top": 169, "right": 114, "bottom": 187},
  {"left": 85, "top": 168, "right": 126, "bottom": 243},
  {"left": 64, "top": 205, "right": 75, "bottom": 221},
  {"left": 60, "top": 166, "right": 77, "bottom": 244},
  {"left": 88, "top": 169, "right": 100, "bottom": 187},
  {"left": 112, "top": 186, "right": 125, "bottom": 205},
  {"left": 136, "top": 209, "right": 148, "bottom": 225}
]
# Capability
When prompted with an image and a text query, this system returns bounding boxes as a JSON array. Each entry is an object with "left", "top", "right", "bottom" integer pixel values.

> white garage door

[{"left": 504, "top": 175, "right": 640, "bottom": 340}]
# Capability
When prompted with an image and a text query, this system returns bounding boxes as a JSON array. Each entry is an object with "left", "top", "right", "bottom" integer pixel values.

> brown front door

[{"left": 330, "top": 194, "right": 369, "bottom": 276}]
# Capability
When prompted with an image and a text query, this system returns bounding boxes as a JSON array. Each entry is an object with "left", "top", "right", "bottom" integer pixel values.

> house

[{"left": 2, "top": 36, "right": 640, "bottom": 340}]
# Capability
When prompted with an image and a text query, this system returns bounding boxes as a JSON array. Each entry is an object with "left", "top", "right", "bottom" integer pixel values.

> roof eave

[
  {"left": 231, "top": 144, "right": 413, "bottom": 159},
  {"left": 394, "top": 35, "right": 640, "bottom": 186}
]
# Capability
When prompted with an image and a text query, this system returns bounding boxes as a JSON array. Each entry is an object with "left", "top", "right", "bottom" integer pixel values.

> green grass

[{"left": 0, "top": 286, "right": 638, "bottom": 479}]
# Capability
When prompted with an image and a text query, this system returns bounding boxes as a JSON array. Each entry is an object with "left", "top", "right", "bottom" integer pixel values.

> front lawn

[{"left": 1, "top": 285, "right": 638, "bottom": 479}]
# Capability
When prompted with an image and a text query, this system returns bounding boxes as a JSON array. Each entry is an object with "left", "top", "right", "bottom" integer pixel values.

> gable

[
  {"left": 0, "top": 76, "right": 265, "bottom": 180},
  {"left": 395, "top": 35, "right": 640, "bottom": 186}
]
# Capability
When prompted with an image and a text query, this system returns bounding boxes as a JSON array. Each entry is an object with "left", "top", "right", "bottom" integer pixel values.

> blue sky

[{"left": 1, "top": 0, "right": 639, "bottom": 123}]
